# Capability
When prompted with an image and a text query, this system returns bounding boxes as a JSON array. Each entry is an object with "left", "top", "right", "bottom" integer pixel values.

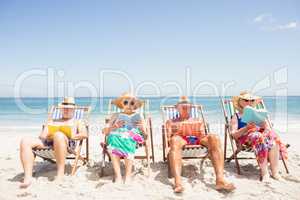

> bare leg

[
  {"left": 201, "top": 134, "right": 235, "bottom": 191},
  {"left": 19, "top": 137, "right": 45, "bottom": 188},
  {"left": 259, "top": 158, "right": 269, "bottom": 182},
  {"left": 109, "top": 153, "right": 122, "bottom": 183},
  {"left": 169, "top": 136, "right": 186, "bottom": 193},
  {"left": 53, "top": 132, "right": 68, "bottom": 181},
  {"left": 124, "top": 158, "right": 133, "bottom": 183},
  {"left": 269, "top": 143, "right": 280, "bottom": 180}
]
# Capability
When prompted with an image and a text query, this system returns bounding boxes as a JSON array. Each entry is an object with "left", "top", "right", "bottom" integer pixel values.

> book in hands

[
  {"left": 241, "top": 106, "right": 268, "bottom": 126},
  {"left": 117, "top": 113, "right": 142, "bottom": 130}
]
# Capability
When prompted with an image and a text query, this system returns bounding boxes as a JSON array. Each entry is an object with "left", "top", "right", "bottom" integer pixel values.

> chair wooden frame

[
  {"left": 33, "top": 105, "right": 91, "bottom": 175},
  {"left": 161, "top": 104, "right": 210, "bottom": 178},
  {"left": 100, "top": 99, "right": 155, "bottom": 177},
  {"left": 221, "top": 97, "right": 289, "bottom": 175}
]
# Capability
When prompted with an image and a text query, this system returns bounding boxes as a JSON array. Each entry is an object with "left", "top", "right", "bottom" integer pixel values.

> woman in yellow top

[{"left": 19, "top": 97, "right": 87, "bottom": 188}]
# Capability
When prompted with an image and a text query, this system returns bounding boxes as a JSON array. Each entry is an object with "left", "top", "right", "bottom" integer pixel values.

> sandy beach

[
  {"left": 1, "top": 0, "right": 299, "bottom": 199},
  {"left": 1, "top": 118, "right": 300, "bottom": 200}
]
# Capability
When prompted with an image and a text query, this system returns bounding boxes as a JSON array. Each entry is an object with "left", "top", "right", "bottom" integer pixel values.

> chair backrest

[
  {"left": 48, "top": 106, "right": 91, "bottom": 123},
  {"left": 107, "top": 99, "right": 150, "bottom": 120},
  {"left": 220, "top": 98, "right": 236, "bottom": 126},
  {"left": 161, "top": 104, "right": 209, "bottom": 134},
  {"left": 221, "top": 97, "right": 267, "bottom": 126}
]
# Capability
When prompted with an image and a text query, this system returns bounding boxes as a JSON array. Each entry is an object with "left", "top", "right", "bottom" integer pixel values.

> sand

[{"left": 1, "top": 120, "right": 300, "bottom": 200}]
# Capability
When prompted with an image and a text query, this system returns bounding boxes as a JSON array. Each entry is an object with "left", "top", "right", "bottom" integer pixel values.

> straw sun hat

[
  {"left": 232, "top": 91, "right": 260, "bottom": 112},
  {"left": 58, "top": 97, "right": 76, "bottom": 109},
  {"left": 112, "top": 92, "right": 143, "bottom": 109}
]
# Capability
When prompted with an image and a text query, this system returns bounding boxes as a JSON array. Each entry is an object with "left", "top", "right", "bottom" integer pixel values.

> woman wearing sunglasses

[
  {"left": 102, "top": 93, "right": 147, "bottom": 184},
  {"left": 231, "top": 91, "right": 287, "bottom": 182}
]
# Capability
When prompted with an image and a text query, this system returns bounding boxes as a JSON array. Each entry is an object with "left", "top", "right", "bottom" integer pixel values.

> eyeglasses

[
  {"left": 123, "top": 100, "right": 135, "bottom": 106},
  {"left": 241, "top": 99, "right": 255, "bottom": 103}
]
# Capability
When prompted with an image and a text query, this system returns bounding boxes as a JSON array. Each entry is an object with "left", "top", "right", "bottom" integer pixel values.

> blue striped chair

[
  {"left": 100, "top": 99, "right": 154, "bottom": 177},
  {"left": 33, "top": 105, "right": 91, "bottom": 175},
  {"left": 161, "top": 104, "right": 209, "bottom": 178},
  {"left": 221, "top": 97, "right": 289, "bottom": 175}
]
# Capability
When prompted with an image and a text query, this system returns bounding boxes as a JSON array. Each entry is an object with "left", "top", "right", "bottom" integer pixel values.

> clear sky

[{"left": 0, "top": 0, "right": 299, "bottom": 97}]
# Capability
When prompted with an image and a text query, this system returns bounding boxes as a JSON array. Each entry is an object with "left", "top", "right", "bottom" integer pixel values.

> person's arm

[
  {"left": 39, "top": 124, "right": 49, "bottom": 140},
  {"left": 259, "top": 120, "right": 272, "bottom": 131},
  {"left": 166, "top": 120, "right": 181, "bottom": 139},
  {"left": 72, "top": 121, "right": 88, "bottom": 140},
  {"left": 135, "top": 114, "right": 147, "bottom": 136},
  {"left": 102, "top": 114, "right": 124, "bottom": 135},
  {"left": 39, "top": 120, "right": 51, "bottom": 140},
  {"left": 191, "top": 119, "right": 205, "bottom": 136},
  {"left": 230, "top": 115, "right": 249, "bottom": 140}
]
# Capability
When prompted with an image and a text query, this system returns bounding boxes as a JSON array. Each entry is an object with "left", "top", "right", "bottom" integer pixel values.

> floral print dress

[{"left": 236, "top": 113, "right": 288, "bottom": 164}]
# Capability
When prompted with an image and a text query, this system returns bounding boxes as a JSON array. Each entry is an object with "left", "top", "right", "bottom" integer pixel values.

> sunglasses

[
  {"left": 241, "top": 99, "right": 255, "bottom": 103},
  {"left": 123, "top": 99, "right": 135, "bottom": 106}
]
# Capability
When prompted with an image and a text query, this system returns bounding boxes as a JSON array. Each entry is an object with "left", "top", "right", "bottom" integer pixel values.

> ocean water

[{"left": 0, "top": 96, "right": 299, "bottom": 134}]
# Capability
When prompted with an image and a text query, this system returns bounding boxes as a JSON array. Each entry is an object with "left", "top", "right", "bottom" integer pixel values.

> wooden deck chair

[
  {"left": 100, "top": 99, "right": 155, "bottom": 177},
  {"left": 161, "top": 104, "right": 210, "bottom": 178},
  {"left": 33, "top": 105, "right": 91, "bottom": 175},
  {"left": 221, "top": 97, "right": 289, "bottom": 175}
]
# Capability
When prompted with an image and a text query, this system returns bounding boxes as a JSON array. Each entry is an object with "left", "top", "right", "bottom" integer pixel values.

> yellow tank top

[{"left": 47, "top": 124, "right": 73, "bottom": 139}]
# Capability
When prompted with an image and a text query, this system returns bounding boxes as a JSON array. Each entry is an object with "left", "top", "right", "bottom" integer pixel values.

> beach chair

[
  {"left": 221, "top": 97, "right": 289, "bottom": 174},
  {"left": 100, "top": 99, "right": 155, "bottom": 177},
  {"left": 32, "top": 105, "right": 91, "bottom": 175},
  {"left": 161, "top": 104, "right": 210, "bottom": 178}
]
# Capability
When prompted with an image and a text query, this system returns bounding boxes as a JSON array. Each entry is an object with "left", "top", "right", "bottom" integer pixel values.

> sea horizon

[{"left": 0, "top": 96, "right": 298, "bottom": 135}]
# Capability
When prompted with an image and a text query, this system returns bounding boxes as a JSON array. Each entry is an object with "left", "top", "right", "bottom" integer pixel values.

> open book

[
  {"left": 117, "top": 113, "right": 142, "bottom": 130},
  {"left": 241, "top": 106, "right": 268, "bottom": 125}
]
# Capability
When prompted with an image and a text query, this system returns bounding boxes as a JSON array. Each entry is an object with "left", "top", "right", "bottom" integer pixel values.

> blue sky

[{"left": 0, "top": 0, "right": 299, "bottom": 97}]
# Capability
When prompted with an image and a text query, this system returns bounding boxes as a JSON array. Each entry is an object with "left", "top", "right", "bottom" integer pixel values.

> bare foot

[
  {"left": 260, "top": 174, "right": 270, "bottom": 183},
  {"left": 271, "top": 173, "right": 282, "bottom": 181},
  {"left": 173, "top": 184, "right": 184, "bottom": 193},
  {"left": 19, "top": 179, "right": 32, "bottom": 189},
  {"left": 216, "top": 180, "right": 236, "bottom": 192},
  {"left": 114, "top": 176, "right": 122, "bottom": 184}
]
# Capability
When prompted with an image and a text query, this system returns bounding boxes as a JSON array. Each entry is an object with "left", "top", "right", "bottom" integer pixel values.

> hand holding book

[{"left": 241, "top": 106, "right": 268, "bottom": 126}]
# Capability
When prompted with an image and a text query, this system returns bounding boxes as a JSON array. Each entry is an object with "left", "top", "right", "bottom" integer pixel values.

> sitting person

[
  {"left": 230, "top": 91, "right": 288, "bottom": 182},
  {"left": 166, "top": 96, "right": 235, "bottom": 193},
  {"left": 19, "top": 97, "right": 87, "bottom": 188},
  {"left": 102, "top": 93, "right": 147, "bottom": 184}
]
